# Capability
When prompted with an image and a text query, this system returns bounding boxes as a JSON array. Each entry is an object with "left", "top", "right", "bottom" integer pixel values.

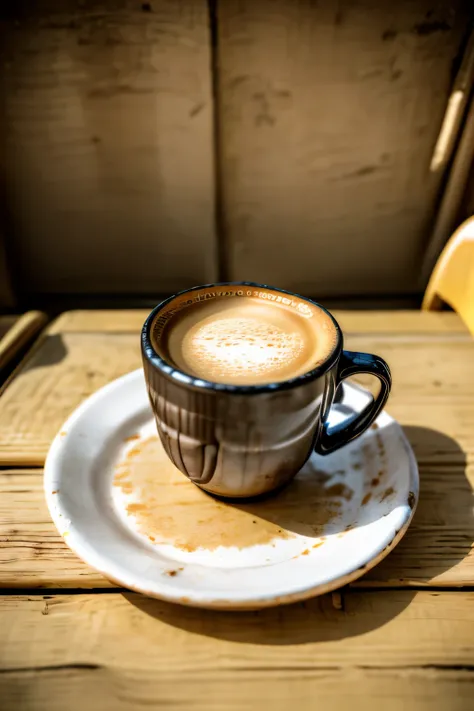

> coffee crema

[{"left": 153, "top": 287, "right": 338, "bottom": 386}]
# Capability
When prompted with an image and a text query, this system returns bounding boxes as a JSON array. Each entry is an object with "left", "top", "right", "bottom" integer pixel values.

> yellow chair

[{"left": 422, "top": 216, "right": 474, "bottom": 334}]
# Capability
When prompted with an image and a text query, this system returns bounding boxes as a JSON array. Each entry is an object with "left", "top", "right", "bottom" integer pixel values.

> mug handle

[{"left": 315, "top": 350, "right": 392, "bottom": 455}]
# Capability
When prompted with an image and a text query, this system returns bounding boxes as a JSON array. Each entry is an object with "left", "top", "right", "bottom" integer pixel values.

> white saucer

[{"left": 44, "top": 370, "right": 418, "bottom": 610}]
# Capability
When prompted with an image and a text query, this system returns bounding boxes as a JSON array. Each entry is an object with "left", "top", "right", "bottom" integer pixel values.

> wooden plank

[
  {"left": 0, "top": 0, "right": 216, "bottom": 297},
  {"left": 0, "top": 471, "right": 107, "bottom": 589},
  {"left": 217, "top": 0, "right": 470, "bottom": 296},
  {"left": 2, "top": 667, "right": 472, "bottom": 711},
  {"left": 48, "top": 309, "right": 152, "bottom": 334},
  {"left": 0, "top": 311, "right": 47, "bottom": 373},
  {"left": 0, "top": 592, "right": 473, "bottom": 710},
  {"left": 2, "top": 462, "right": 473, "bottom": 590},
  {"left": 0, "top": 332, "right": 142, "bottom": 465},
  {"left": 336, "top": 311, "right": 469, "bottom": 335},
  {"left": 48, "top": 308, "right": 470, "bottom": 334},
  {"left": 346, "top": 336, "right": 474, "bottom": 458}
]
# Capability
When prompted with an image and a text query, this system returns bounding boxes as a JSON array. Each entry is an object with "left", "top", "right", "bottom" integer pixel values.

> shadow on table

[
  {"left": 123, "top": 425, "right": 471, "bottom": 645},
  {"left": 21, "top": 334, "right": 68, "bottom": 370},
  {"left": 365, "top": 425, "right": 472, "bottom": 584},
  {"left": 123, "top": 588, "right": 416, "bottom": 645}
]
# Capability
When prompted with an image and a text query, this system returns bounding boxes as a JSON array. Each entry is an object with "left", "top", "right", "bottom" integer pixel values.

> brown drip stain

[
  {"left": 113, "top": 436, "right": 347, "bottom": 552},
  {"left": 119, "top": 482, "right": 133, "bottom": 495},
  {"left": 124, "top": 434, "right": 141, "bottom": 442},
  {"left": 127, "top": 444, "right": 143, "bottom": 459},
  {"left": 301, "top": 549, "right": 310, "bottom": 556},
  {"left": 52, "top": 490, "right": 58, "bottom": 495},
  {"left": 114, "top": 469, "right": 130, "bottom": 482},
  {"left": 381, "top": 487, "right": 394, "bottom": 502},
  {"left": 375, "top": 432, "right": 386, "bottom": 458},
  {"left": 312, "top": 541, "right": 324, "bottom": 549},
  {"left": 324, "top": 483, "right": 353, "bottom": 501},
  {"left": 360, "top": 437, "right": 387, "bottom": 502}
]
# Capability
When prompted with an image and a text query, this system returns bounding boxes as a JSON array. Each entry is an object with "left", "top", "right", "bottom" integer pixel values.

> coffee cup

[{"left": 141, "top": 282, "right": 391, "bottom": 498}]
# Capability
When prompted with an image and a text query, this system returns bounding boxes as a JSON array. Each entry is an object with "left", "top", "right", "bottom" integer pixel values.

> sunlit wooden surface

[{"left": 0, "top": 309, "right": 473, "bottom": 710}]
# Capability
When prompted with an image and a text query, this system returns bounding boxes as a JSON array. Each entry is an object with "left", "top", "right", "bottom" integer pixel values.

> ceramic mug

[{"left": 141, "top": 283, "right": 391, "bottom": 498}]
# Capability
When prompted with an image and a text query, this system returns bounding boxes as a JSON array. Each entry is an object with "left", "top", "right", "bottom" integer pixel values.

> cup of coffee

[{"left": 141, "top": 283, "right": 391, "bottom": 498}]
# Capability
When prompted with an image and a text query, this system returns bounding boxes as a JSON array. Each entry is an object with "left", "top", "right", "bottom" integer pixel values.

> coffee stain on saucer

[
  {"left": 324, "top": 483, "right": 353, "bottom": 501},
  {"left": 381, "top": 486, "right": 394, "bottom": 502},
  {"left": 113, "top": 435, "right": 346, "bottom": 552},
  {"left": 124, "top": 434, "right": 140, "bottom": 443}
]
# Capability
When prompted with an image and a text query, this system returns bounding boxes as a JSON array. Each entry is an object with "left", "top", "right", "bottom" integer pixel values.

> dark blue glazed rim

[{"left": 141, "top": 282, "right": 343, "bottom": 394}]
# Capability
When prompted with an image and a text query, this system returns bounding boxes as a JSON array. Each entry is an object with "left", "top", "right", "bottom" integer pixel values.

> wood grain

[
  {"left": 0, "top": 592, "right": 473, "bottom": 710},
  {"left": 216, "top": 0, "right": 470, "bottom": 296},
  {"left": 47, "top": 309, "right": 152, "bottom": 334},
  {"left": 0, "top": 471, "right": 106, "bottom": 589},
  {"left": 346, "top": 336, "right": 474, "bottom": 457},
  {"left": 0, "top": 311, "right": 47, "bottom": 373},
  {"left": 47, "top": 309, "right": 470, "bottom": 334},
  {"left": 0, "top": 0, "right": 216, "bottom": 297},
  {"left": 0, "top": 332, "right": 143, "bottom": 465},
  {"left": 1, "top": 450, "right": 473, "bottom": 589},
  {"left": 4, "top": 670, "right": 472, "bottom": 711}
]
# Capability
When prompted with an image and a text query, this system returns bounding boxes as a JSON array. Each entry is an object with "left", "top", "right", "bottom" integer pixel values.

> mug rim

[{"left": 141, "top": 282, "right": 343, "bottom": 394}]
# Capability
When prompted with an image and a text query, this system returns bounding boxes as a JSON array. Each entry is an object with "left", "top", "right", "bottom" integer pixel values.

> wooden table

[{"left": 0, "top": 310, "right": 473, "bottom": 710}]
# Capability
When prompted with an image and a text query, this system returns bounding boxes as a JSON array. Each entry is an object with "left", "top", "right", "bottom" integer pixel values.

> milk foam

[
  {"left": 185, "top": 317, "right": 306, "bottom": 380},
  {"left": 163, "top": 295, "right": 337, "bottom": 386}
]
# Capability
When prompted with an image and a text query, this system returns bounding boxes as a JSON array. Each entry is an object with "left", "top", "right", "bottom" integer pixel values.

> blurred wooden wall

[
  {"left": 0, "top": 0, "right": 472, "bottom": 307},
  {"left": 0, "top": 0, "right": 217, "bottom": 301}
]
